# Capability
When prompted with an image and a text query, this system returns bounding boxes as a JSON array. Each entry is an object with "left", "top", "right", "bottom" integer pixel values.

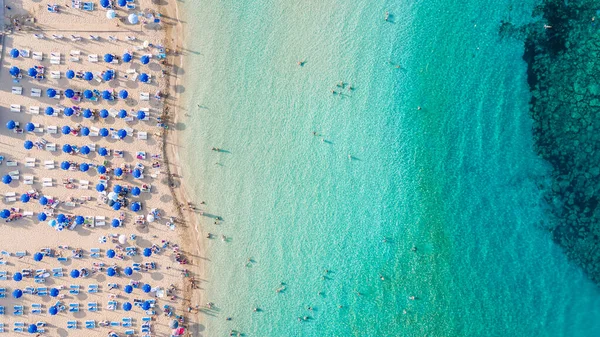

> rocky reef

[{"left": 514, "top": 1, "right": 600, "bottom": 283}]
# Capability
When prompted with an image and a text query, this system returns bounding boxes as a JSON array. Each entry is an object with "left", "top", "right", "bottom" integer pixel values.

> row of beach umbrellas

[{"left": 11, "top": 52, "right": 151, "bottom": 65}]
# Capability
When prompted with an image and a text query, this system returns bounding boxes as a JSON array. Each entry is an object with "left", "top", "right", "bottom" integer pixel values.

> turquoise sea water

[{"left": 180, "top": 0, "right": 600, "bottom": 336}]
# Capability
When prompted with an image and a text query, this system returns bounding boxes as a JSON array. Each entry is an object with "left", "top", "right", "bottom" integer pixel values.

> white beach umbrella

[
  {"left": 143, "top": 40, "right": 150, "bottom": 48},
  {"left": 107, "top": 192, "right": 118, "bottom": 201},
  {"left": 106, "top": 10, "right": 116, "bottom": 19},
  {"left": 146, "top": 214, "right": 155, "bottom": 222},
  {"left": 128, "top": 13, "right": 139, "bottom": 24},
  {"left": 118, "top": 235, "right": 127, "bottom": 245}
]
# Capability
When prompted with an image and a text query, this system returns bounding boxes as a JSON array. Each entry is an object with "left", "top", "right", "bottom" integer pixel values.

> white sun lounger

[
  {"left": 25, "top": 158, "right": 36, "bottom": 168},
  {"left": 23, "top": 176, "right": 34, "bottom": 185},
  {"left": 88, "top": 54, "right": 98, "bottom": 63},
  {"left": 130, "top": 72, "right": 139, "bottom": 81},
  {"left": 42, "top": 178, "right": 53, "bottom": 187},
  {"left": 12, "top": 87, "right": 22, "bottom": 95},
  {"left": 70, "top": 50, "right": 81, "bottom": 62},
  {"left": 4, "top": 194, "right": 16, "bottom": 202},
  {"left": 20, "top": 49, "right": 30, "bottom": 57},
  {"left": 29, "top": 106, "right": 40, "bottom": 115},
  {"left": 94, "top": 216, "right": 105, "bottom": 226},
  {"left": 45, "top": 143, "right": 56, "bottom": 152},
  {"left": 31, "top": 89, "right": 42, "bottom": 97},
  {"left": 4, "top": 192, "right": 15, "bottom": 198},
  {"left": 8, "top": 170, "right": 19, "bottom": 179},
  {"left": 32, "top": 52, "right": 43, "bottom": 61},
  {"left": 79, "top": 180, "right": 89, "bottom": 190},
  {"left": 137, "top": 132, "right": 148, "bottom": 140},
  {"left": 44, "top": 161, "right": 55, "bottom": 169},
  {"left": 10, "top": 104, "right": 21, "bottom": 112},
  {"left": 140, "top": 92, "right": 149, "bottom": 101},
  {"left": 50, "top": 53, "right": 60, "bottom": 65},
  {"left": 126, "top": 69, "right": 136, "bottom": 74},
  {"left": 50, "top": 71, "right": 60, "bottom": 79},
  {"left": 6, "top": 161, "right": 17, "bottom": 167},
  {"left": 47, "top": 126, "right": 57, "bottom": 134}
]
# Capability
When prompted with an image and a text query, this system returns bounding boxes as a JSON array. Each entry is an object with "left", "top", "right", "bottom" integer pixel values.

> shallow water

[{"left": 180, "top": 0, "right": 600, "bottom": 335}]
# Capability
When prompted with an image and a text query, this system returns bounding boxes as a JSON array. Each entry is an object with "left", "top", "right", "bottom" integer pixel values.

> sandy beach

[{"left": 0, "top": 0, "right": 204, "bottom": 336}]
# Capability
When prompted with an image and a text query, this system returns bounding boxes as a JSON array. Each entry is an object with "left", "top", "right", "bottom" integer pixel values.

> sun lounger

[
  {"left": 32, "top": 303, "right": 42, "bottom": 314},
  {"left": 50, "top": 71, "right": 60, "bottom": 79},
  {"left": 84, "top": 216, "right": 94, "bottom": 226},
  {"left": 95, "top": 216, "right": 105, "bottom": 226},
  {"left": 0, "top": 306, "right": 4, "bottom": 315},
  {"left": 125, "top": 329, "right": 135, "bottom": 335},
  {"left": 68, "top": 303, "right": 79, "bottom": 312},
  {"left": 83, "top": 2, "right": 94, "bottom": 11},
  {"left": 4, "top": 196, "right": 15, "bottom": 203},
  {"left": 46, "top": 143, "right": 56, "bottom": 151},
  {"left": 57, "top": 257, "right": 68, "bottom": 262},
  {"left": 36, "top": 287, "right": 47, "bottom": 295},
  {"left": 110, "top": 321, "right": 120, "bottom": 327},
  {"left": 13, "top": 305, "right": 23, "bottom": 315},
  {"left": 12, "top": 87, "right": 22, "bottom": 95},
  {"left": 137, "top": 131, "right": 148, "bottom": 140},
  {"left": 87, "top": 284, "right": 98, "bottom": 293},
  {"left": 42, "top": 178, "right": 53, "bottom": 187},
  {"left": 0, "top": 272, "right": 6, "bottom": 281},
  {"left": 88, "top": 54, "right": 98, "bottom": 63},
  {"left": 69, "top": 50, "right": 81, "bottom": 62},
  {"left": 9, "top": 170, "right": 19, "bottom": 179},
  {"left": 24, "top": 176, "right": 34, "bottom": 185},
  {"left": 20, "top": 49, "right": 30, "bottom": 57},
  {"left": 10, "top": 104, "right": 21, "bottom": 112},
  {"left": 69, "top": 285, "right": 80, "bottom": 295},
  {"left": 29, "top": 106, "right": 40, "bottom": 115},
  {"left": 44, "top": 160, "right": 55, "bottom": 169},
  {"left": 23, "top": 211, "right": 33, "bottom": 217},
  {"left": 79, "top": 180, "right": 89, "bottom": 189},
  {"left": 50, "top": 52, "right": 60, "bottom": 64},
  {"left": 140, "top": 92, "right": 150, "bottom": 101},
  {"left": 87, "top": 302, "right": 98, "bottom": 312},
  {"left": 106, "top": 300, "right": 116, "bottom": 311},
  {"left": 25, "top": 158, "right": 36, "bottom": 168},
  {"left": 32, "top": 52, "right": 43, "bottom": 61},
  {"left": 67, "top": 320, "right": 77, "bottom": 329},
  {"left": 31, "top": 88, "right": 42, "bottom": 97},
  {"left": 6, "top": 161, "right": 17, "bottom": 167},
  {"left": 47, "top": 126, "right": 57, "bottom": 134}
]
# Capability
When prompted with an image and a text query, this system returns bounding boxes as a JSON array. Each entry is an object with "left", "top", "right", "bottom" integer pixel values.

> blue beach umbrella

[
  {"left": 107, "top": 249, "right": 116, "bottom": 258},
  {"left": 119, "top": 90, "right": 128, "bottom": 99},
  {"left": 70, "top": 269, "right": 80, "bottom": 278},
  {"left": 49, "top": 306, "right": 58, "bottom": 315},
  {"left": 10, "top": 48, "right": 19, "bottom": 58},
  {"left": 104, "top": 53, "right": 114, "bottom": 63},
  {"left": 39, "top": 197, "right": 48, "bottom": 206},
  {"left": 0, "top": 209, "right": 10, "bottom": 218},
  {"left": 97, "top": 165, "right": 107, "bottom": 174},
  {"left": 20, "top": 194, "right": 30, "bottom": 203},
  {"left": 142, "top": 284, "right": 151, "bottom": 293},
  {"left": 13, "top": 272, "right": 22, "bottom": 281},
  {"left": 83, "top": 109, "right": 93, "bottom": 118},
  {"left": 9, "top": 66, "right": 20, "bottom": 76},
  {"left": 124, "top": 285, "right": 133, "bottom": 294},
  {"left": 84, "top": 90, "right": 93, "bottom": 99},
  {"left": 143, "top": 248, "right": 152, "bottom": 257},
  {"left": 64, "top": 89, "right": 75, "bottom": 98},
  {"left": 62, "top": 144, "right": 72, "bottom": 153},
  {"left": 66, "top": 70, "right": 75, "bottom": 79},
  {"left": 112, "top": 202, "right": 121, "bottom": 211},
  {"left": 57, "top": 214, "right": 66, "bottom": 223},
  {"left": 113, "top": 185, "right": 122, "bottom": 193},
  {"left": 99, "top": 147, "right": 108, "bottom": 156},
  {"left": 137, "top": 110, "right": 146, "bottom": 120},
  {"left": 107, "top": 267, "right": 116, "bottom": 276},
  {"left": 80, "top": 146, "right": 90, "bottom": 155},
  {"left": 24, "top": 140, "right": 33, "bottom": 150},
  {"left": 6, "top": 120, "right": 15, "bottom": 130},
  {"left": 124, "top": 267, "right": 133, "bottom": 276},
  {"left": 131, "top": 187, "right": 141, "bottom": 196},
  {"left": 96, "top": 184, "right": 105, "bottom": 192},
  {"left": 84, "top": 72, "right": 93, "bottom": 81},
  {"left": 123, "top": 302, "right": 132, "bottom": 311},
  {"left": 33, "top": 252, "right": 43, "bottom": 261},
  {"left": 37, "top": 213, "right": 47, "bottom": 221},
  {"left": 81, "top": 127, "right": 90, "bottom": 136},
  {"left": 28, "top": 324, "right": 37, "bottom": 334},
  {"left": 48, "top": 219, "right": 57, "bottom": 228},
  {"left": 111, "top": 218, "right": 121, "bottom": 227},
  {"left": 61, "top": 125, "right": 71, "bottom": 135},
  {"left": 100, "top": 109, "right": 109, "bottom": 119},
  {"left": 114, "top": 168, "right": 123, "bottom": 177},
  {"left": 132, "top": 169, "right": 142, "bottom": 179},
  {"left": 79, "top": 163, "right": 89, "bottom": 172},
  {"left": 25, "top": 123, "right": 35, "bottom": 132},
  {"left": 45, "top": 107, "right": 54, "bottom": 116},
  {"left": 46, "top": 88, "right": 56, "bottom": 98},
  {"left": 102, "top": 90, "right": 112, "bottom": 100},
  {"left": 103, "top": 71, "right": 114, "bottom": 81},
  {"left": 142, "top": 301, "right": 151, "bottom": 311},
  {"left": 28, "top": 67, "right": 37, "bottom": 77},
  {"left": 12, "top": 289, "right": 22, "bottom": 298},
  {"left": 60, "top": 161, "right": 70, "bottom": 170},
  {"left": 100, "top": 0, "right": 109, "bottom": 7},
  {"left": 140, "top": 55, "right": 150, "bottom": 65},
  {"left": 118, "top": 109, "right": 127, "bottom": 118},
  {"left": 118, "top": 129, "right": 127, "bottom": 139},
  {"left": 64, "top": 107, "right": 74, "bottom": 116},
  {"left": 2, "top": 175, "right": 12, "bottom": 184},
  {"left": 75, "top": 216, "right": 85, "bottom": 225},
  {"left": 100, "top": 128, "right": 109, "bottom": 137},
  {"left": 130, "top": 202, "right": 141, "bottom": 212},
  {"left": 123, "top": 53, "right": 132, "bottom": 63},
  {"left": 50, "top": 288, "right": 59, "bottom": 297},
  {"left": 118, "top": 0, "right": 126, "bottom": 6}
]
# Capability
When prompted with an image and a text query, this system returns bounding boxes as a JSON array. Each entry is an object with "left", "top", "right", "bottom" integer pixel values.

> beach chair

[
  {"left": 0, "top": 272, "right": 6, "bottom": 281},
  {"left": 125, "top": 329, "right": 135, "bottom": 335},
  {"left": 70, "top": 50, "right": 81, "bottom": 62},
  {"left": 25, "top": 158, "right": 36, "bottom": 167},
  {"left": 110, "top": 321, "right": 120, "bottom": 327},
  {"left": 122, "top": 317, "right": 132, "bottom": 327},
  {"left": 31, "top": 88, "right": 42, "bottom": 97},
  {"left": 95, "top": 216, "right": 106, "bottom": 226},
  {"left": 142, "top": 317, "right": 151, "bottom": 322},
  {"left": 137, "top": 131, "right": 148, "bottom": 140},
  {"left": 13, "top": 327, "right": 23, "bottom": 332},
  {"left": 29, "top": 106, "right": 40, "bottom": 114},
  {"left": 68, "top": 303, "right": 79, "bottom": 312},
  {"left": 9, "top": 170, "right": 19, "bottom": 179},
  {"left": 67, "top": 320, "right": 77, "bottom": 329},
  {"left": 47, "top": 126, "right": 58, "bottom": 134},
  {"left": 50, "top": 71, "right": 60, "bottom": 79},
  {"left": 140, "top": 92, "right": 150, "bottom": 101},
  {"left": 79, "top": 180, "right": 89, "bottom": 190},
  {"left": 85, "top": 320, "right": 95, "bottom": 329},
  {"left": 57, "top": 257, "right": 68, "bottom": 262},
  {"left": 90, "top": 248, "right": 100, "bottom": 258},
  {"left": 50, "top": 52, "right": 60, "bottom": 65},
  {"left": 13, "top": 305, "right": 23, "bottom": 315},
  {"left": 11, "top": 87, "right": 22, "bottom": 95},
  {"left": 32, "top": 52, "right": 43, "bottom": 61},
  {"left": 44, "top": 160, "right": 55, "bottom": 169},
  {"left": 87, "top": 284, "right": 98, "bottom": 293},
  {"left": 87, "top": 302, "right": 98, "bottom": 312},
  {"left": 10, "top": 104, "right": 21, "bottom": 112},
  {"left": 0, "top": 306, "right": 4, "bottom": 315},
  {"left": 52, "top": 268, "right": 63, "bottom": 277},
  {"left": 0, "top": 288, "right": 6, "bottom": 298},
  {"left": 23, "top": 287, "right": 34, "bottom": 295},
  {"left": 6, "top": 160, "right": 17, "bottom": 167},
  {"left": 106, "top": 300, "right": 117, "bottom": 311},
  {"left": 32, "top": 303, "right": 42, "bottom": 314},
  {"left": 88, "top": 54, "right": 98, "bottom": 63},
  {"left": 37, "top": 287, "right": 48, "bottom": 296},
  {"left": 46, "top": 143, "right": 56, "bottom": 151},
  {"left": 83, "top": 2, "right": 94, "bottom": 10},
  {"left": 69, "top": 285, "right": 80, "bottom": 295},
  {"left": 42, "top": 178, "right": 53, "bottom": 187}
]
